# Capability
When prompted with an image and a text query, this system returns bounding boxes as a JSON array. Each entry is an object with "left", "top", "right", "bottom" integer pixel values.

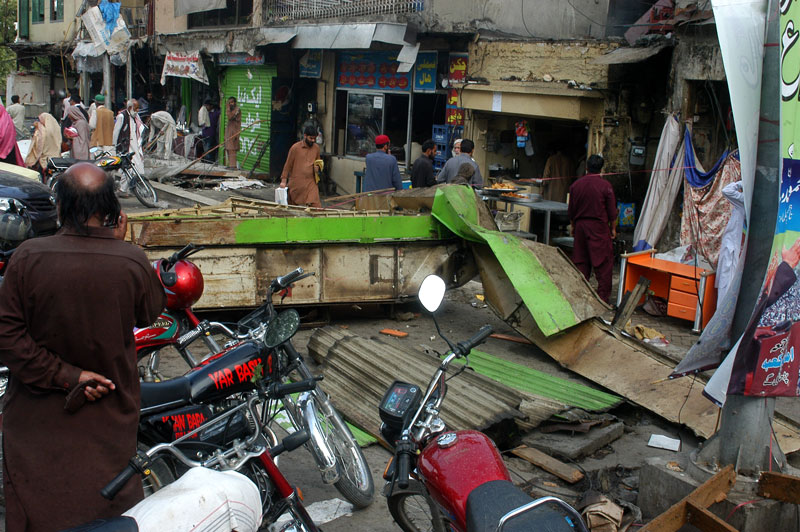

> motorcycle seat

[
  {"left": 140, "top": 377, "right": 192, "bottom": 414},
  {"left": 48, "top": 157, "right": 83, "bottom": 167},
  {"left": 59, "top": 516, "right": 138, "bottom": 532},
  {"left": 466, "top": 480, "right": 579, "bottom": 532}
]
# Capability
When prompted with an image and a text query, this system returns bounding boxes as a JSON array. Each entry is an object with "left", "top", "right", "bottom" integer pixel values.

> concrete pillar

[
  {"left": 126, "top": 48, "right": 133, "bottom": 100},
  {"left": 103, "top": 53, "right": 112, "bottom": 102}
]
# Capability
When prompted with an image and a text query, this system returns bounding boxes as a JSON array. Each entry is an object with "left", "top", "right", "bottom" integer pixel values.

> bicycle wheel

[
  {"left": 387, "top": 484, "right": 447, "bottom": 532},
  {"left": 131, "top": 170, "right": 158, "bottom": 208},
  {"left": 296, "top": 389, "right": 374, "bottom": 508}
]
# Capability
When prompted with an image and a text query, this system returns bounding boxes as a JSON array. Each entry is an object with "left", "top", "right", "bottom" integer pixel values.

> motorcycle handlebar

[
  {"left": 101, "top": 452, "right": 149, "bottom": 500},
  {"left": 396, "top": 451, "right": 411, "bottom": 489},
  {"left": 269, "top": 377, "right": 321, "bottom": 398},
  {"left": 453, "top": 325, "right": 493, "bottom": 357},
  {"left": 273, "top": 267, "right": 305, "bottom": 290},
  {"left": 165, "top": 244, "right": 204, "bottom": 269}
]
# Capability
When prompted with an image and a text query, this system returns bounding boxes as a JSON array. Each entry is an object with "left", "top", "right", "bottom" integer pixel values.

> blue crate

[{"left": 432, "top": 125, "right": 448, "bottom": 144}]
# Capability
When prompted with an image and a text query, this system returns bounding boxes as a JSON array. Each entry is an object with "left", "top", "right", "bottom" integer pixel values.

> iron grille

[{"left": 264, "top": 0, "right": 424, "bottom": 22}]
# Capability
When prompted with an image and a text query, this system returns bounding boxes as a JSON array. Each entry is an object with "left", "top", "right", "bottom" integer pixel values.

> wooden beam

[
  {"left": 612, "top": 276, "right": 650, "bottom": 328},
  {"left": 686, "top": 501, "right": 738, "bottom": 532},
  {"left": 758, "top": 471, "right": 800, "bottom": 504},
  {"left": 510, "top": 445, "right": 584, "bottom": 484},
  {"left": 640, "top": 465, "right": 736, "bottom": 532}
]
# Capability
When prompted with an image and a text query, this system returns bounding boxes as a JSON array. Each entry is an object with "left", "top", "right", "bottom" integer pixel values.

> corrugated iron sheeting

[{"left": 307, "top": 327, "right": 569, "bottom": 439}]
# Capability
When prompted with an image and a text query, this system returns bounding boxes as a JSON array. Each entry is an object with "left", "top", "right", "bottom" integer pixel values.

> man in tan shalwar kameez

[
  {"left": 280, "top": 125, "right": 321, "bottom": 208},
  {"left": 225, "top": 97, "right": 241, "bottom": 168},
  {"left": 542, "top": 147, "right": 573, "bottom": 203}
]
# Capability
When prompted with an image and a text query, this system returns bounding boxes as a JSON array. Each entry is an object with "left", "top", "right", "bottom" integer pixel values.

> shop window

[
  {"left": 50, "top": 0, "right": 63, "bottom": 21},
  {"left": 340, "top": 90, "right": 409, "bottom": 161},
  {"left": 31, "top": 0, "right": 44, "bottom": 23},
  {"left": 188, "top": 0, "right": 253, "bottom": 28}
]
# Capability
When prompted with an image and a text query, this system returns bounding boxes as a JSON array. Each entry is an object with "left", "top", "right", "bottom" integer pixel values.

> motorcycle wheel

[
  {"left": 140, "top": 444, "right": 176, "bottom": 496},
  {"left": 297, "top": 388, "right": 375, "bottom": 509},
  {"left": 387, "top": 487, "right": 447, "bottom": 532},
  {"left": 131, "top": 171, "right": 158, "bottom": 208}
]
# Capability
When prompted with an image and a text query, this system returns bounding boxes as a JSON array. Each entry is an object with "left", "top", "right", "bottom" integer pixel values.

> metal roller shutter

[{"left": 220, "top": 65, "right": 277, "bottom": 173}]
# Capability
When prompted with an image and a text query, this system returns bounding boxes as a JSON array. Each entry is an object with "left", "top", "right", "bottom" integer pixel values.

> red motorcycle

[
  {"left": 379, "top": 275, "right": 589, "bottom": 532},
  {"left": 135, "top": 243, "right": 231, "bottom": 381}
]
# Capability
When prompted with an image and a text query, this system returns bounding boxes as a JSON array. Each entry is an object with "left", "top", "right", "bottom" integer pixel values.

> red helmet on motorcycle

[{"left": 155, "top": 258, "right": 204, "bottom": 310}]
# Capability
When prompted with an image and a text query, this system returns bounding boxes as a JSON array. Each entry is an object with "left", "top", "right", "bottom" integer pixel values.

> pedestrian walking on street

[
  {"left": 567, "top": 154, "right": 617, "bottom": 303},
  {"left": 225, "top": 97, "right": 241, "bottom": 168},
  {"left": 0, "top": 105, "right": 25, "bottom": 167},
  {"left": 411, "top": 139, "right": 437, "bottom": 188},
  {"left": 0, "top": 163, "right": 165, "bottom": 531},
  {"left": 25, "top": 112, "right": 61, "bottom": 173},
  {"left": 7, "top": 95, "right": 25, "bottom": 138},
  {"left": 436, "top": 138, "right": 483, "bottom": 186},
  {"left": 67, "top": 106, "right": 90, "bottom": 160},
  {"left": 89, "top": 94, "right": 115, "bottom": 155},
  {"left": 280, "top": 125, "right": 322, "bottom": 208},
  {"left": 364, "top": 134, "right": 402, "bottom": 192},
  {"left": 112, "top": 99, "right": 145, "bottom": 197}
]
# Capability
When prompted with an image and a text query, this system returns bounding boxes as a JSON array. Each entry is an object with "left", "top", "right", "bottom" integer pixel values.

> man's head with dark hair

[
  {"left": 421, "top": 139, "right": 436, "bottom": 156},
  {"left": 70, "top": 94, "right": 82, "bottom": 105},
  {"left": 10, "top": 95, "right": 19, "bottom": 104},
  {"left": 55, "top": 163, "right": 119, "bottom": 234},
  {"left": 587, "top": 154, "right": 604, "bottom": 174},
  {"left": 303, "top": 125, "right": 317, "bottom": 136},
  {"left": 303, "top": 125, "right": 317, "bottom": 147},
  {"left": 460, "top": 139, "right": 475, "bottom": 154}
]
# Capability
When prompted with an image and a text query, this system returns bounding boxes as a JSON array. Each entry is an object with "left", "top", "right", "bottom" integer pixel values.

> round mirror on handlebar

[
  {"left": 418, "top": 275, "right": 446, "bottom": 313},
  {"left": 263, "top": 309, "right": 301, "bottom": 348}
]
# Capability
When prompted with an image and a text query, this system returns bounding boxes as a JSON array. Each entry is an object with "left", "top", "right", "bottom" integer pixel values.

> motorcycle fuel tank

[
  {"left": 134, "top": 312, "right": 179, "bottom": 348},
  {"left": 418, "top": 430, "right": 510, "bottom": 527},
  {"left": 185, "top": 340, "right": 272, "bottom": 402}
]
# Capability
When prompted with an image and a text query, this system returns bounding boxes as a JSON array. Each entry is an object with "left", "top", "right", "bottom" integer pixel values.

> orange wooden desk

[{"left": 617, "top": 249, "right": 716, "bottom": 332}]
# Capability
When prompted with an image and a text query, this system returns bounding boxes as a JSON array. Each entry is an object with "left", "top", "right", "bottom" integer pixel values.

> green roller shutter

[
  {"left": 220, "top": 65, "right": 277, "bottom": 173},
  {"left": 19, "top": 0, "right": 29, "bottom": 39}
]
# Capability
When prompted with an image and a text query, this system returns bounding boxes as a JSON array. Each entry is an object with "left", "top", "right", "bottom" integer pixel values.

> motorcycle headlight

[{"left": 0, "top": 198, "right": 26, "bottom": 216}]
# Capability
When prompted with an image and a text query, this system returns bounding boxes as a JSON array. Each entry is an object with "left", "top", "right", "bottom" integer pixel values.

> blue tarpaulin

[
  {"left": 684, "top": 128, "right": 729, "bottom": 188},
  {"left": 98, "top": 1, "right": 120, "bottom": 36}
]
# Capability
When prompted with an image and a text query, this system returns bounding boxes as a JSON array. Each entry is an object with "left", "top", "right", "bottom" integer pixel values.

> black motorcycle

[{"left": 46, "top": 152, "right": 158, "bottom": 208}]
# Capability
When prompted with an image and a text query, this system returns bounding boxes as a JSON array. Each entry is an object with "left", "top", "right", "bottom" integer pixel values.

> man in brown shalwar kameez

[
  {"left": 280, "top": 125, "right": 321, "bottom": 208},
  {"left": 225, "top": 96, "right": 242, "bottom": 168},
  {"left": 0, "top": 163, "right": 165, "bottom": 531}
]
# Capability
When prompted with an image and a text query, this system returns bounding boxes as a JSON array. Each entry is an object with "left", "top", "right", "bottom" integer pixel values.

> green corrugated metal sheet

[
  {"left": 458, "top": 349, "right": 622, "bottom": 412},
  {"left": 430, "top": 186, "right": 579, "bottom": 336},
  {"left": 220, "top": 65, "right": 277, "bottom": 173}
]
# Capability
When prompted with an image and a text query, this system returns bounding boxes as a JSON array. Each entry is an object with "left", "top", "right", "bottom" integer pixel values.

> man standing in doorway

[
  {"left": 89, "top": 95, "right": 115, "bottom": 155},
  {"left": 411, "top": 139, "right": 437, "bottom": 189},
  {"left": 436, "top": 138, "right": 483, "bottom": 186},
  {"left": 542, "top": 145, "right": 573, "bottom": 203},
  {"left": 224, "top": 97, "right": 241, "bottom": 168},
  {"left": 364, "top": 134, "right": 402, "bottom": 192},
  {"left": 7, "top": 95, "right": 25, "bottom": 138},
  {"left": 0, "top": 163, "right": 164, "bottom": 530},
  {"left": 568, "top": 154, "right": 617, "bottom": 303},
  {"left": 280, "top": 125, "right": 321, "bottom": 208}
]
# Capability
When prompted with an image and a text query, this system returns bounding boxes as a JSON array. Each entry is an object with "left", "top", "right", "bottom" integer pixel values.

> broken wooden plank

[
  {"left": 612, "top": 276, "right": 650, "bottom": 328},
  {"left": 380, "top": 328, "right": 409, "bottom": 338},
  {"left": 685, "top": 501, "right": 738, "bottom": 532},
  {"left": 758, "top": 471, "right": 800, "bottom": 504},
  {"left": 489, "top": 333, "right": 533, "bottom": 344},
  {"left": 639, "top": 465, "right": 736, "bottom": 532},
  {"left": 511, "top": 445, "right": 584, "bottom": 484}
]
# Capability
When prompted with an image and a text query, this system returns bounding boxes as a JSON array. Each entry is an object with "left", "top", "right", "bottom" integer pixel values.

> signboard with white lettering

[{"left": 413, "top": 51, "right": 437, "bottom": 92}]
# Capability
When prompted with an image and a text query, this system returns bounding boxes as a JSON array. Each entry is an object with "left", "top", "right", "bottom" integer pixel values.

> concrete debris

[
  {"left": 522, "top": 421, "right": 625, "bottom": 461},
  {"left": 214, "top": 179, "right": 266, "bottom": 191}
]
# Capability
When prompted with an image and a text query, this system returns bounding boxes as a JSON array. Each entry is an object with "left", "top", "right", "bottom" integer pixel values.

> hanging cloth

[{"left": 683, "top": 128, "right": 729, "bottom": 188}]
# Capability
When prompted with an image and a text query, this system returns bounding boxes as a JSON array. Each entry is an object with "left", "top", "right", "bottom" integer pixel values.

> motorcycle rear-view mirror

[
  {"left": 419, "top": 275, "right": 446, "bottom": 313},
  {"left": 264, "top": 309, "right": 301, "bottom": 349}
]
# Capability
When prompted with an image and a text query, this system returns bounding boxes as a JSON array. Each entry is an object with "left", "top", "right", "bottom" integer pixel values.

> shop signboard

[
  {"left": 220, "top": 65, "right": 277, "bottom": 173},
  {"left": 336, "top": 51, "right": 410, "bottom": 91},
  {"left": 300, "top": 50, "right": 323, "bottom": 78},
  {"left": 448, "top": 53, "right": 468, "bottom": 83},
  {"left": 218, "top": 53, "right": 265, "bottom": 66},
  {"left": 727, "top": 1, "right": 800, "bottom": 398},
  {"left": 446, "top": 88, "right": 463, "bottom": 126},
  {"left": 161, "top": 50, "right": 209, "bottom": 85},
  {"left": 413, "top": 51, "right": 437, "bottom": 92}
]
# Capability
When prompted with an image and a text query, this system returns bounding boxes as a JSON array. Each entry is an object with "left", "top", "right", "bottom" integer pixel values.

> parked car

[{"left": 0, "top": 168, "right": 57, "bottom": 249}]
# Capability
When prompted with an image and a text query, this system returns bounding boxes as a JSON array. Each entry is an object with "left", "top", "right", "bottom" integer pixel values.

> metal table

[{"left": 482, "top": 196, "right": 568, "bottom": 245}]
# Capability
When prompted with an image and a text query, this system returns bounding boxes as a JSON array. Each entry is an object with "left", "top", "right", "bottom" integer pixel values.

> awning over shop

[
  {"left": 461, "top": 83, "right": 603, "bottom": 122},
  {"left": 590, "top": 44, "right": 669, "bottom": 65}
]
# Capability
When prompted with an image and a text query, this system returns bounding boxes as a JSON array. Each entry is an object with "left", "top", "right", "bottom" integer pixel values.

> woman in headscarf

[
  {"left": 25, "top": 112, "right": 62, "bottom": 173},
  {"left": 67, "top": 105, "right": 90, "bottom": 160},
  {"left": 0, "top": 104, "right": 24, "bottom": 166}
]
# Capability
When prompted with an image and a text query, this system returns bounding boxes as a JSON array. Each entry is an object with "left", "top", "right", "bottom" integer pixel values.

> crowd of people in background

[{"left": 2, "top": 88, "right": 243, "bottom": 188}]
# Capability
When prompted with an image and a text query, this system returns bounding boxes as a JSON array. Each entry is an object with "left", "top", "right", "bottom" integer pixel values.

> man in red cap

[{"left": 363, "top": 134, "right": 402, "bottom": 192}]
